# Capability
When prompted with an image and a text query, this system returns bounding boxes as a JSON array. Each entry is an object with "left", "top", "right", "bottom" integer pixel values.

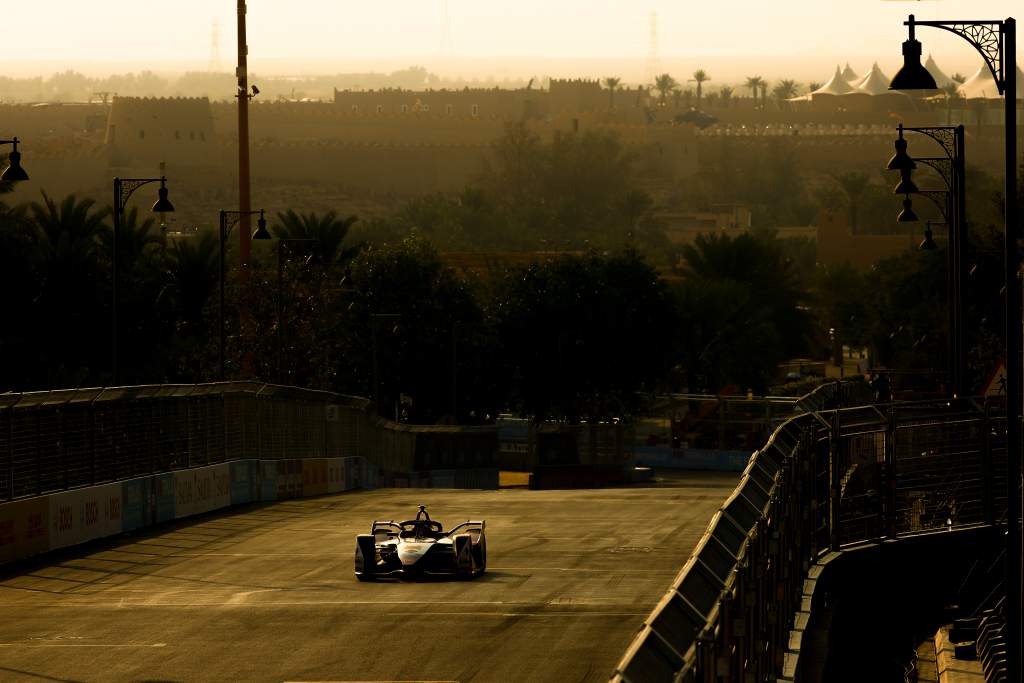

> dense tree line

[{"left": 2, "top": 139, "right": 1016, "bottom": 422}]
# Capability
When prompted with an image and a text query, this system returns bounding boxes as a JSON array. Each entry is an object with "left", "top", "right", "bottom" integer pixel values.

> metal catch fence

[
  {"left": 613, "top": 389, "right": 1010, "bottom": 682},
  {"left": 0, "top": 382, "right": 370, "bottom": 502}
]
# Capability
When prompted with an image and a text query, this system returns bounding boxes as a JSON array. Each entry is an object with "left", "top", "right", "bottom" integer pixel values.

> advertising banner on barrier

[
  {"left": 121, "top": 477, "right": 149, "bottom": 532},
  {"left": 49, "top": 483, "right": 123, "bottom": 551},
  {"left": 0, "top": 497, "right": 49, "bottom": 564},
  {"left": 260, "top": 461, "right": 278, "bottom": 502},
  {"left": 327, "top": 458, "right": 346, "bottom": 493},
  {"left": 174, "top": 464, "right": 231, "bottom": 520},
  {"left": 230, "top": 460, "right": 259, "bottom": 505},
  {"left": 302, "top": 459, "right": 328, "bottom": 497},
  {"left": 276, "top": 459, "right": 303, "bottom": 500},
  {"left": 153, "top": 473, "right": 176, "bottom": 523}
]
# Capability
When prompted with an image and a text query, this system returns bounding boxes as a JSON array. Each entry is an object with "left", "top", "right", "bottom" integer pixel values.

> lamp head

[
  {"left": 897, "top": 196, "right": 918, "bottom": 222},
  {"left": 886, "top": 131, "right": 916, "bottom": 171},
  {"left": 151, "top": 177, "right": 174, "bottom": 212},
  {"left": 889, "top": 17, "right": 938, "bottom": 90},
  {"left": 918, "top": 225, "right": 938, "bottom": 251},
  {"left": 252, "top": 209, "right": 272, "bottom": 240},
  {"left": 0, "top": 137, "right": 29, "bottom": 182},
  {"left": 893, "top": 167, "right": 919, "bottom": 195}
]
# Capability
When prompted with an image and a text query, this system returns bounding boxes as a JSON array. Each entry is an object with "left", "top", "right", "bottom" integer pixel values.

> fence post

[
  {"left": 718, "top": 398, "right": 726, "bottom": 450},
  {"left": 34, "top": 408, "right": 42, "bottom": 496},
  {"left": 886, "top": 407, "right": 897, "bottom": 538},
  {"left": 981, "top": 401, "right": 993, "bottom": 525},
  {"left": 829, "top": 409, "right": 840, "bottom": 552},
  {"left": 7, "top": 407, "right": 14, "bottom": 501},
  {"left": 60, "top": 407, "right": 67, "bottom": 491}
]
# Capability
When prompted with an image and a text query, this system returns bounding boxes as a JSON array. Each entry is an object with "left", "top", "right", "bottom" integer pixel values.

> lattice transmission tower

[
  {"left": 209, "top": 19, "right": 222, "bottom": 73},
  {"left": 645, "top": 11, "right": 662, "bottom": 86}
]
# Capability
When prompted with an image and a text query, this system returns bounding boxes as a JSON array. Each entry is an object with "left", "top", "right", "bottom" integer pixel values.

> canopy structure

[
  {"left": 924, "top": 54, "right": 955, "bottom": 89},
  {"left": 957, "top": 63, "right": 1024, "bottom": 100},
  {"left": 856, "top": 63, "right": 892, "bottom": 95},
  {"left": 841, "top": 63, "right": 860, "bottom": 84},
  {"left": 811, "top": 66, "right": 857, "bottom": 96}
]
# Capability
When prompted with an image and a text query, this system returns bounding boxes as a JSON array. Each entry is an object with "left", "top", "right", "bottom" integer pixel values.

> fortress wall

[{"left": 105, "top": 96, "right": 217, "bottom": 168}]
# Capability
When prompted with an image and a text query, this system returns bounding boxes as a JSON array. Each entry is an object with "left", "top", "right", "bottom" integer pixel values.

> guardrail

[
  {"left": 612, "top": 393, "right": 1007, "bottom": 682},
  {"left": 0, "top": 382, "right": 499, "bottom": 503}
]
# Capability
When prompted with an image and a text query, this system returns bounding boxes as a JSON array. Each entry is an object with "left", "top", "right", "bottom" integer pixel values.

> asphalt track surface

[{"left": 0, "top": 472, "right": 738, "bottom": 683}]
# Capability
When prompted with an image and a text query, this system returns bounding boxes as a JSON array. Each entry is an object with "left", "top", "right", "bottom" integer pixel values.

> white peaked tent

[
  {"left": 957, "top": 63, "right": 1024, "bottom": 99},
  {"left": 924, "top": 54, "right": 954, "bottom": 89},
  {"left": 811, "top": 66, "right": 857, "bottom": 96},
  {"left": 841, "top": 63, "right": 860, "bottom": 83},
  {"left": 856, "top": 63, "right": 892, "bottom": 95}
]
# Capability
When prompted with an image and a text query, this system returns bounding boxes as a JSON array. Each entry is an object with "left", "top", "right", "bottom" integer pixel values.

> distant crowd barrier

[
  {"left": 0, "top": 455, "right": 368, "bottom": 565},
  {"left": 0, "top": 382, "right": 501, "bottom": 566},
  {"left": 612, "top": 383, "right": 1008, "bottom": 682}
]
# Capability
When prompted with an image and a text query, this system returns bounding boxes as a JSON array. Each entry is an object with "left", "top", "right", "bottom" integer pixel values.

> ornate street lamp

[
  {"left": 218, "top": 209, "right": 271, "bottom": 380},
  {"left": 891, "top": 15, "right": 1019, "bottom": 678},
  {"left": 112, "top": 177, "right": 174, "bottom": 384},
  {"left": 0, "top": 137, "right": 29, "bottom": 182}
]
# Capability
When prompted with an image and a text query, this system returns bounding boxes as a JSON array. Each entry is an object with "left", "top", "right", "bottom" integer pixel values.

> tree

[
  {"left": 772, "top": 79, "right": 799, "bottom": 108},
  {"left": 492, "top": 249, "right": 673, "bottom": 422},
  {"left": 831, "top": 171, "right": 872, "bottom": 234},
  {"left": 603, "top": 76, "right": 621, "bottom": 110},
  {"left": 745, "top": 75, "right": 765, "bottom": 108},
  {"left": 272, "top": 209, "right": 360, "bottom": 267},
  {"left": 653, "top": 73, "right": 679, "bottom": 105},
  {"left": 691, "top": 69, "right": 710, "bottom": 110},
  {"left": 337, "top": 234, "right": 489, "bottom": 423},
  {"left": 950, "top": 72, "right": 966, "bottom": 84},
  {"left": 24, "top": 192, "right": 111, "bottom": 387},
  {"left": 719, "top": 85, "right": 734, "bottom": 107},
  {"left": 678, "top": 231, "right": 811, "bottom": 390},
  {"left": 808, "top": 81, "right": 822, "bottom": 93}
]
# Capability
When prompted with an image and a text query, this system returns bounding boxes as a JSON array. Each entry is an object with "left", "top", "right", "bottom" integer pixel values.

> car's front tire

[{"left": 354, "top": 534, "right": 377, "bottom": 581}]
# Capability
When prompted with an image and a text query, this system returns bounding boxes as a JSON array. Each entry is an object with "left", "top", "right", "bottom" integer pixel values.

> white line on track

[{"left": 0, "top": 642, "right": 167, "bottom": 648}]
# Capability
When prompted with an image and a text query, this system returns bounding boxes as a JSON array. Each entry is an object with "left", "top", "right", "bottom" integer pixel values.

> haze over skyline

[{"left": 5, "top": 1, "right": 1020, "bottom": 83}]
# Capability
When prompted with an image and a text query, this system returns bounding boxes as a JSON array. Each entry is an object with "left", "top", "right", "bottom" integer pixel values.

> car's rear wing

[
  {"left": 444, "top": 520, "right": 485, "bottom": 536},
  {"left": 371, "top": 520, "right": 401, "bottom": 536}
]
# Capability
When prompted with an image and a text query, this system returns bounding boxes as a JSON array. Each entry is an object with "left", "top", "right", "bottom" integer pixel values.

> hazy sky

[{"left": 5, "top": 1, "right": 1021, "bottom": 79}]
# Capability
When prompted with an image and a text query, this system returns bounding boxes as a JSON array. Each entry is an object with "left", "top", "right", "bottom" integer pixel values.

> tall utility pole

[
  {"left": 236, "top": 1, "right": 254, "bottom": 376},
  {"left": 237, "top": 1, "right": 252, "bottom": 278}
]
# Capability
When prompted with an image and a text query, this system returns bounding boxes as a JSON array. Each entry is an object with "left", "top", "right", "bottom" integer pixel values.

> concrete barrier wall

[{"left": 0, "top": 455, "right": 369, "bottom": 568}]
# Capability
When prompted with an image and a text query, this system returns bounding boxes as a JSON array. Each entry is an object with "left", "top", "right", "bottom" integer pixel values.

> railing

[
  {"left": 0, "top": 382, "right": 373, "bottom": 502},
  {"left": 612, "top": 393, "right": 1008, "bottom": 682}
]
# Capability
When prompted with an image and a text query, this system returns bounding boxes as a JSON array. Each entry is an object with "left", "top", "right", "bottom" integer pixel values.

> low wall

[
  {"left": 633, "top": 446, "right": 751, "bottom": 472},
  {"left": 0, "top": 456, "right": 499, "bottom": 568}
]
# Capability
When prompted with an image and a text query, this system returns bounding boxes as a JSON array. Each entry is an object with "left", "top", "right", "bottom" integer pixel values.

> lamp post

[
  {"left": 218, "top": 209, "right": 271, "bottom": 380},
  {"left": 276, "top": 238, "right": 316, "bottom": 384},
  {"left": 887, "top": 124, "right": 966, "bottom": 396},
  {"left": 112, "top": 177, "right": 174, "bottom": 385},
  {"left": 0, "top": 137, "right": 29, "bottom": 182},
  {"left": 891, "top": 15, "right": 1019, "bottom": 677}
]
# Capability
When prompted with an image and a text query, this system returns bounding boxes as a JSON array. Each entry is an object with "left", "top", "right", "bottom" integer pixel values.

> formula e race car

[{"left": 354, "top": 506, "right": 486, "bottom": 580}]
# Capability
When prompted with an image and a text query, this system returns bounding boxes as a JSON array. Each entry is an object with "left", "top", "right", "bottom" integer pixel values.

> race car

[{"left": 354, "top": 505, "right": 486, "bottom": 580}]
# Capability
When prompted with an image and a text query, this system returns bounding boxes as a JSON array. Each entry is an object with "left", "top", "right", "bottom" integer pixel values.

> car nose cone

[{"left": 397, "top": 542, "right": 431, "bottom": 565}]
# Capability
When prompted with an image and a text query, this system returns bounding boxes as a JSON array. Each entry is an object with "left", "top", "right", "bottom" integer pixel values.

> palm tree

[
  {"left": 831, "top": 171, "right": 872, "bottom": 234},
  {"left": 772, "top": 79, "right": 799, "bottom": 110},
  {"left": 691, "top": 69, "right": 710, "bottom": 110},
  {"left": 27, "top": 192, "right": 111, "bottom": 386},
  {"left": 163, "top": 229, "right": 219, "bottom": 336},
  {"left": 745, "top": 76, "right": 764, "bottom": 109},
  {"left": 759, "top": 81, "right": 769, "bottom": 110},
  {"left": 808, "top": 81, "right": 823, "bottom": 94},
  {"left": 950, "top": 72, "right": 966, "bottom": 84},
  {"left": 719, "top": 85, "right": 734, "bottom": 108},
  {"left": 653, "top": 73, "right": 679, "bottom": 106},
  {"left": 603, "top": 77, "right": 621, "bottom": 110},
  {"left": 273, "top": 209, "right": 361, "bottom": 267}
]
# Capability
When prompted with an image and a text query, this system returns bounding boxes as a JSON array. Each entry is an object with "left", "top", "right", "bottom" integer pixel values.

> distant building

[{"left": 105, "top": 96, "right": 217, "bottom": 169}]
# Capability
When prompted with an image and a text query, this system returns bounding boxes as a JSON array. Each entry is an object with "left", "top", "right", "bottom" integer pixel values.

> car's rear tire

[
  {"left": 454, "top": 534, "right": 474, "bottom": 579},
  {"left": 354, "top": 534, "right": 376, "bottom": 581},
  {"left": 474, "top": 535, "right": 487, "bottom": 575}
]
